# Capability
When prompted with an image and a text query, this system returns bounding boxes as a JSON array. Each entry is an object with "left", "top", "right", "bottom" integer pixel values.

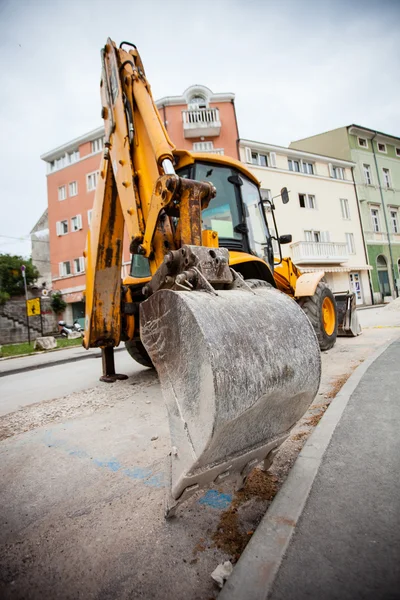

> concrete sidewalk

[
  {"left": 0, "top": 344, "right": 119, "bottom": 377},
  {"left": 221, "top": 337, "right": 400, "bottom": 600}
]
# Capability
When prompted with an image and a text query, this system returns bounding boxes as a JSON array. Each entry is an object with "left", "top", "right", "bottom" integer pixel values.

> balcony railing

[
  {"left": 182, "top": 107, "right": 221, "bottom": 138},
  {"left": 291, "top": 241, "right": 349, "bottom": 264}
]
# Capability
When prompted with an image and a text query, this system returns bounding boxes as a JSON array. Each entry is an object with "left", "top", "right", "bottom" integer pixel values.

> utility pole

[{"left": 21, "top": 265, "right": 31, "bottom": 345}]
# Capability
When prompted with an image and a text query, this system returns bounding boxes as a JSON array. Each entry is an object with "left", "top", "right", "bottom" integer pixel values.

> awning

[
  {"left": 299, "top": 265, "right": 373, "bottom": 273},
  {"left": 63, "top": 292, "right": 84, "bottom": 303}
]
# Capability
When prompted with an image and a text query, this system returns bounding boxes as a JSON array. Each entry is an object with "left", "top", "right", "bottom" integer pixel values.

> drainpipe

[
  {"left": 161, "top": 104, "right": 168, "bottom": 131},
  {"left": 371, "top": 133, "right": 398, "bottom": 298},
  {"left": 232, "top": 99, "right": 241, "bottom": 160},
  {"left": 351, "top": 167, "right": 374, "bottom": 304}
]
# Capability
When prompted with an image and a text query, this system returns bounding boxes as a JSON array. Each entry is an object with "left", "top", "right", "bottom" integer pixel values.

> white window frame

[
  {"left": 87, "top": 209, "right": 93, "bottom": 226},
  {"left": 332, "top": 166, "right": 345, "bottom": 180},
  {"left": 304, "top": 230, "right": 321, "bottom": 243},
  {"left": 74, "top": 257, "right": 85, "bottom": 274},
  {"left": 358, "top": 137, "right": 368, "bottom": 149},
  {"left": 370, "top": 207, "right": 381, "bottom": 233},
  {"left": 377, "top": 142, "right": 387, "bottom": 154},
  {"left": 59, "top": 261, "right": 71, "bottom": 277},
  {"left": 345, "top": 233, "right": 355, "bottom": 254},
  {"left": 396, "top": 148, "right": 400, "bottom": 158},
  {"left": 302, "top": 161, "right": 314, "bottom": 175},
  {"left": 390, "top": 209, "right": 399, "bottom": 234},
  {"left": 56, "top": 220, "right": 69, "bottom": 236},
  {"left": 69, "top": 181, "right": 78, "bottom": 197},
  {"left": 382, "top": 168, "right": 391, "bottom": 189},
  {"left": 67, "top": 150, "right": 80, "bottom": 164},
  {"left": 363, "top": 164, "right": 372, "bottom": 185},
  {"left": 288, "top": 159, "right": 300, "bottom": 172},
  {"left": 58, "top": 185, "right": 66, "bottom": 201},
  {"left": 87, "top": 170, "right": 100, "bottom": 192},
  {"left": 71, "top": 214, "right": 83, "bottom": 232},
  {"left": 299, "top": 193, "right": 316, "bottom": 209},
  {"left": 340, "top": 198, "right": 351, "bottom": 220},
  {"left": 91, "top": 138, "right": 104, "bottom": 154}
]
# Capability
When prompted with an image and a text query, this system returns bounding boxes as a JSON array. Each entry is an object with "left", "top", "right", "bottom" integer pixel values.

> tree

[
  {"left": 50, "top": 292, "right": 67, "bottom": 315},
  {"left": 0, "top": 254, "right": 39, "bottom": 297}
]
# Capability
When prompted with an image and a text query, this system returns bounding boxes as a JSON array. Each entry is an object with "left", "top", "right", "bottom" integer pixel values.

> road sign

[{"left": 26, "top": 297, "right": 41, "bottom": 317}]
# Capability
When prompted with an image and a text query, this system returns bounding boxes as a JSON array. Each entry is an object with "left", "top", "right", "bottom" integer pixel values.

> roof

[{"left": 40, "top": 126, "right": 104, "bottom": 162}]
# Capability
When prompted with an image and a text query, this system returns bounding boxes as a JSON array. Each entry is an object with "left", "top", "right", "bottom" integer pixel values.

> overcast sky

[{"left": 0, "top": 0, "right": 399, "bottom": 257}]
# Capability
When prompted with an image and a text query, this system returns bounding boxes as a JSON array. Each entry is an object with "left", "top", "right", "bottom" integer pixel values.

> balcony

[
  {"left": 291, "top": 241, "right": 349, "bottom": 265},
  {"left": 182, "top": 107, "right": 221, "bottom": 138}
]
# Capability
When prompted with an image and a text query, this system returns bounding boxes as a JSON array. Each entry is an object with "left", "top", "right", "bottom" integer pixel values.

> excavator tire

[
  {"left": 245, "top": 279, "right": 272, "bottom": 290},
  {"left": 298, "top": 282, "right": 338, "bottom": 351},
  {"left": 140, "top": 285, "right": 321, "bottom": 516},
  {"left": 125, "top": 339, "right": 154, "bottom": 368}
]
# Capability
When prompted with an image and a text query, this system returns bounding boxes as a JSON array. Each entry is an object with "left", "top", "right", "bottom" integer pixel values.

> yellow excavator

[{"left": 84, "top": 39, "right": 322, "bottom": 516}]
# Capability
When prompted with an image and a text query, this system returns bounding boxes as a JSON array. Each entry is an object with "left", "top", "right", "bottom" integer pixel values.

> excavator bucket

[
  {"left": 140, "top": 285, "right": 321, "bottom": 516},
  {"left": 335, "top": 292, "right": 362, "bottom": 337}
]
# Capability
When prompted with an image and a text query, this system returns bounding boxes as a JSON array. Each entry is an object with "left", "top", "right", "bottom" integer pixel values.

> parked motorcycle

[{"left": 58, "top": 320, "right": 84, "bottom": 337}]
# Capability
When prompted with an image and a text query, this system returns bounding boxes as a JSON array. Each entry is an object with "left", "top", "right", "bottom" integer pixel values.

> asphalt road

[{"left": 0, "top": 349, "right": 143, "bottom": 416}]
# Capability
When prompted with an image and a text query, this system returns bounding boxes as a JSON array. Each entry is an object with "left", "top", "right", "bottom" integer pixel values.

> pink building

[{"left": 40, "top": 85, "right": 239, "bottom": 323}]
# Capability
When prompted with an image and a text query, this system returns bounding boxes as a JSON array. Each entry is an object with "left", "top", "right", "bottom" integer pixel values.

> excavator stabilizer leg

[
  {"left": 140, "top": 286, "right": 321, "bottom": 516},
  {"left": 335, "top": 292, "right": 362, "bottom": 337}
]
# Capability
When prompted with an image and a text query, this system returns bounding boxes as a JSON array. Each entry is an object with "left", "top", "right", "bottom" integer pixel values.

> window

[
  {"left": 87, "top": 171, "right": 100, "bottom": 191},
  {"left": 377, "top": 142, "right": 386, "bottom": 153},
  {"left": 69, "top": 181, "right": 78, "bottom": 197},
  {"left": 396, "top": 148, "right": 400, "bottom": 158},
  {"left": 340, "top": 198, "right": 350, "bottom": 220},
  {"left": 67, "top": 150, "right": 80, "bottom": 163},
  {"left": 58, "top": 185, "right": 66, "bottom": 201},
  {"left": 91, "top": 138, "right": 104, "bottom": 153},
  {"left": 371, "top": 208, "right": 381, "bottom": 232},
  {"left": 55, "top": 156, "right": 66, "bottom": 170},
  {"left": 332, "top": 166, "right": 344, "bottom": 180},
  {"left": 345, "top": 233, "right": 355, "bottom": 254},
  {"left": 87, "top": 209, "right": 93, "bottom": 226},
  {"left": 71, "top": 215, "right": 82, "bottom": 232},
  {"left": 363, "top": 164, "right": 372, "bottom": 185},
  {"left": 305, "top": 230, "right": 321, "bottom": 242},
  {"left": 56, "top": 220, "right": 68, "bottom": 236},
  {"left": 74, "top": 257, "right": 85, "bottom": 274},
  {"left": 358, "top": 137, "right": 368, "bottom": 148},
  {"left": 288, "top": 159, "right": 300, "bottom": 172},
  {"left": 390, "top": 209, "right": 399, "bottom": 234},
  {"left": 382, "top": 168, "right": 391, "bottom": 188},
  {"left": 59, "top": 261, "right": 71, "bottom": 277},
  {"left": 188, "top": 95, "right": 207, "bottom": 109},
  {"left": 251, "top": 152, "right": 268, "bottom": 167},
  {"left": 193, "top": 141, "right": 214, "bottom": 152},
  {"left": 302, "top": 162, "right": 314, "bottom": 175},
  {"left": 299, "top": 193, "right": 316, "bottom": 209}
]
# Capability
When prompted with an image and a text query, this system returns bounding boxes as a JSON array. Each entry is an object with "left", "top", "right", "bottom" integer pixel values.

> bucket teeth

[{"left": 140, "top": 286, "right": 321, "bottom": 516}]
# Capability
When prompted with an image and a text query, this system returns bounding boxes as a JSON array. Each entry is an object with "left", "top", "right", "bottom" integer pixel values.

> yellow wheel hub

[{"left": 322, "top": 297, "right": 335, "bottom": 336}]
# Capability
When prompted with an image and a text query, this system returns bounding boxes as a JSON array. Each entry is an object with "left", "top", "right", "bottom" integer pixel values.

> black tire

[
  {"left": 125, "top": 339, "right": 154, "bottom": 368},
  {"left": 298, "top": 282, "right": 338, "bottom": 351},
  {"left": 245, "top": 279, "right": 272, "bottom": 290}
]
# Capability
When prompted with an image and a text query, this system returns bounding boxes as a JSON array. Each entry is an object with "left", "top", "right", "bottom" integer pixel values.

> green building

[{"left": 290, "top": 125, "right": 400, "bottom": 302}]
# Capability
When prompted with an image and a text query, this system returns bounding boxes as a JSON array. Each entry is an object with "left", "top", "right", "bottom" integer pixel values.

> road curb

[
  {"left": 0, "top": 347, "right": 124, "bottom": 378},
  {"left": 219, "top": 336, "right": 400, "bottom": 600}
]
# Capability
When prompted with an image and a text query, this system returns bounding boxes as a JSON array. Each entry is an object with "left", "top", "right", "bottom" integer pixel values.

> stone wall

[{"left": 0, "top": 298, "right": 58, "bottom": 345}]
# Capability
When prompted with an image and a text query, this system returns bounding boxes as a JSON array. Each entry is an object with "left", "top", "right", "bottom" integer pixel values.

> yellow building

[{"left": 239, "top": 139, "right": 372, "bottom": 305}]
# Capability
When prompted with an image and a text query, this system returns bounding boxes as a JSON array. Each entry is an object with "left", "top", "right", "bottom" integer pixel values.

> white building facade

[{"left": 239, "top": 140, "right": 372, "bottom": 305}]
